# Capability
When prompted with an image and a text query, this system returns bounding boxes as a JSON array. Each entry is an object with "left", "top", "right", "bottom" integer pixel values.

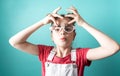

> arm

[
  {"left": 9, "top": 7, "right": 63, "bottom": 56},
  {"left": 9, "top": 21, "right": 43, "bottom": 55},
  {"left": 80, "top": 22, "right": 119, "bottom": 60},
  {"left": 66, "top": 6, "right": 119, "bottom": 60}
]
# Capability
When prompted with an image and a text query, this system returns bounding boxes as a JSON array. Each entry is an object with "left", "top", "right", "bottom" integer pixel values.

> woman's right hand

[
  {"left": 41, "top": 7, "right": 63, "bottom": 25},
  {"left": 9, "top": 7, "right": 63, "bottom": 56}
]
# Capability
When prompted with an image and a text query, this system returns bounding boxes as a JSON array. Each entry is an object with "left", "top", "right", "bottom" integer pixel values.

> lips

[{"left": 60, "top": 37, "right": 66, "bottom": 41}]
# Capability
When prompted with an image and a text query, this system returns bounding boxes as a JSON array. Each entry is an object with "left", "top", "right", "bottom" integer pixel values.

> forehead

[{"left": 55, "top": 17, "right": 73, "bottom": 26}]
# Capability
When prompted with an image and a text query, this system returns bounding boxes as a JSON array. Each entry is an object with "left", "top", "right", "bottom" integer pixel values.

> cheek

[
  {"left": 51, "top": 32, "right": 58, "bottom": 40},
  {"left": 68, "top": 33, "right": 76, "bottom": 40}
]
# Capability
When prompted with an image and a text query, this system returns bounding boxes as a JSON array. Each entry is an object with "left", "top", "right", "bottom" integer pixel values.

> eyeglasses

[{"left": 49, "top": 25, "right": 75, "bottom": 33}]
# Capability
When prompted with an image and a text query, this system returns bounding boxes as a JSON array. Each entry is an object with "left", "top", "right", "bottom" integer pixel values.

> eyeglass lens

[{"left": 52, "top": 26, "right": 74, "bottom": 33}]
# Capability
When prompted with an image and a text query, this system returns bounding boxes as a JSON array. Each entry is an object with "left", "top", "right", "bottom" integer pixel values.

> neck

[{"left": 55, "top": 46, "right": 72, "bottom": 58}]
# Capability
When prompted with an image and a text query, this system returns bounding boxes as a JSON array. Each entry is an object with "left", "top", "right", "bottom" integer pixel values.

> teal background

[{"left": 0, "top": 0, "right": 120, "bottom": 76}]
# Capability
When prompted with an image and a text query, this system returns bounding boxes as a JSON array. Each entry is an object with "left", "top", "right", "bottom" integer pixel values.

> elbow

[
  {"left": 9, "top": 37, "right": 26, "bottom": 49},
  {"left": 110, "top": 43, "right": 119, "bottom": 54},
  {"left": 114, "top": 43, "right": 119, "bottom": 51},
  {"left": 9, "top": 38, "right": 15, "bottom": 47},
  {"left": 9, "top": 37, "right": 18, "bottom": 47},
  {"left": 103, "top": 42, "right": 120, "bottom": 55}
]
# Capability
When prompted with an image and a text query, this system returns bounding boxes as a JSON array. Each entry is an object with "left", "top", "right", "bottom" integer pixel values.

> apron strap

[
  {"left": 71, "top": 49, "right": 76, "bottom": 62},
  {"left": 47, "top": 48, "right": 76, "bottom": 62},
  {"left": 47, "top": 48, "right": 56, "bottom": 61}
]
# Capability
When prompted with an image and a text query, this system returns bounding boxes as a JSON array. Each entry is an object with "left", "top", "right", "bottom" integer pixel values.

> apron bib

[{"left": 45, "top": 48, "right": 78, "bottom": 76}]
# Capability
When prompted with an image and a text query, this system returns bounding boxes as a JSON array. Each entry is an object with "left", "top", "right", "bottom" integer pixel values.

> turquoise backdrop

[{"left": 0, "top": 0, "right": 120, "bottom": 76}]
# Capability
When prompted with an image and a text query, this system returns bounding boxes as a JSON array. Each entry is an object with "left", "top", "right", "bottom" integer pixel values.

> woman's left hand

[{"left": 65, "top": 6, "right": 86, "bottom": 26}]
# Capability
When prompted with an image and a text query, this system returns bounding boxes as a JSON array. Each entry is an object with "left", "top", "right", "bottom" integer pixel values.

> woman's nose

[{"left": 60, "top": 28, "right": 66, "bottom": 35}]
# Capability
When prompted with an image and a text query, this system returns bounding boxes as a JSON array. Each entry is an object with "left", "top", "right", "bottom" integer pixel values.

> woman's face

[{"left": 51, "top": 17, "right": 76, "bottom": 48}]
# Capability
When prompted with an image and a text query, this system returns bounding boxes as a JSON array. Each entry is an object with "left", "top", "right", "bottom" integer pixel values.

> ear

[
  {"left": 51, "top": 33, "right": 54, "bottom": 42},
  {"left": 73, "top": 32, "right": 76, "bottom": 40}
]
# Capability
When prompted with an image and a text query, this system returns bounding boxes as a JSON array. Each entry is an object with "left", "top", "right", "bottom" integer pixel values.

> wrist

[
  {"left": 38, "top": 20, "right": 46, "bottom": 26},
  {"left": 78, "top": 20, "right": 86, "bottom": 27}
]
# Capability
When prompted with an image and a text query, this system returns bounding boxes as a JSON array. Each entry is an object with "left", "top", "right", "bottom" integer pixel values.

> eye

[
  {"left": 65, "top": 27, "right": 73, "bottom": 32},
  {"left": 54, "top": 27, "right": 60, "bottom": 31}
]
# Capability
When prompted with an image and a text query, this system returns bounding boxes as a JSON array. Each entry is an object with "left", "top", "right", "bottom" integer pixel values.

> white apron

[{"left": 45, "top": 48, "right": 78, "bottom": 76}]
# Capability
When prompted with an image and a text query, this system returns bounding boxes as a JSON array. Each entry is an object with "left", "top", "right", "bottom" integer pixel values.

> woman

[{"left": 9, "top": 6, "right": 119, "bottom": 76}]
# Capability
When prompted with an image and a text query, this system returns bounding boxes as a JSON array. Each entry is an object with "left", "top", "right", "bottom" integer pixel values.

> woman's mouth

[{"left": 60, "top": 38, "right": 66, "bottom": 41}]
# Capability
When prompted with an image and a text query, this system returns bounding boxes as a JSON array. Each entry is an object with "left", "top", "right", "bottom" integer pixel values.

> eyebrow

[{"left": 52, "top": 23, "right": 74, "bottom": 27}]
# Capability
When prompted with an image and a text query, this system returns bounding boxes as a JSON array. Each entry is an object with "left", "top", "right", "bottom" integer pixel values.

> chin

[
  {"left": 58, "top": 43, "right": 70, "bottom": 47},
  {"left": 55, "top": 41, "right": 71, "bottom": 47}
]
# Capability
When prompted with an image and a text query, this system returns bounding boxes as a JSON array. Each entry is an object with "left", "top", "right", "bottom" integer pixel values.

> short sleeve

[
  {"left": 76, "top": 48, "right": 91, "bottom": 66},
  {"left": 37, "top": 45, "right": 53, "bottom": 62}
]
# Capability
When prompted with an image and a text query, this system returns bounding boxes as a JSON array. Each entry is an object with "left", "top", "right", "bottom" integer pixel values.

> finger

[
  {"left": 67, "top": 6, "right": 78, "bottom": 14},
  {"left": 68, "top": 19, "right": 75, "bottom": 24},
  {"left": 67, "top": 8, "right": 78, "bottom": 15},
  {"left": 50, "top": 17, "right": 58, "bottom": 25},
  {"left": 65, "top": 14, "right": 74, "bottom": 18},
  {"left": 69, "top": 6, "right": 77, "bottom": 10},
  {"left": 52, "top": 13, "right": 63, "bottom": 19},
  {"left": 52, "top": 7, "right": 61, "bottom": 14},
  {"left": 47, "top": 13, "right": 52, "bottom": 17}
]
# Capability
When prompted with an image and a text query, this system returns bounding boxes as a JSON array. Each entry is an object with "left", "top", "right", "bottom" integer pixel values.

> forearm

[
  {"left": 9, "top": 20, "right": 44, "bottom": 46},
  {"left": 66, "top": 6, "right": 119, "bottom": 60},
  {"left": 79, "top": 22, "right": 119, "bottom": 51}
]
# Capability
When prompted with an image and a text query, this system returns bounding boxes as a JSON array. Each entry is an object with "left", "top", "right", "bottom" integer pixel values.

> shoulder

[
  {"left": 38, "top": 44, "right": 54, "bottom": 51},
  {"left": 38, "top": 44, "right": 54, "bottom": 62},
  {"left": 76, "top": 48, "right": 90, "bottom": 53},
  {"left": 76, "top": 48, "right": 90, "bottom": 58},
  {"left": 76, "top": 47, "right": 91, "bottom": 66}
]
